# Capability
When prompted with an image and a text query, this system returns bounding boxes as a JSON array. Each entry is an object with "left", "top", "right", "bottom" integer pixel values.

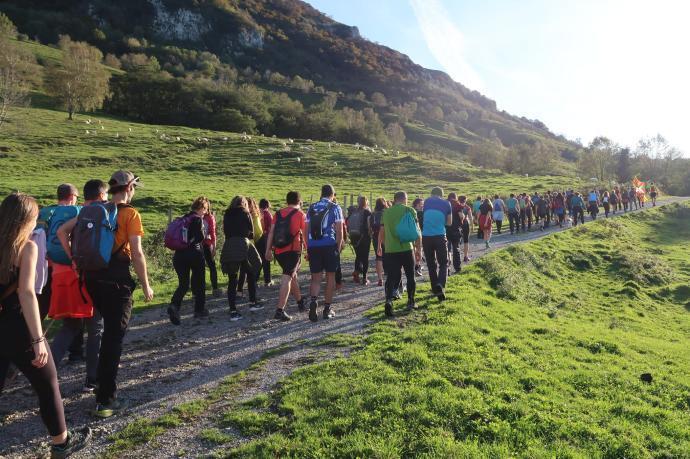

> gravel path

[{"left": 0, "top": 199, "right": 682, "bottom": 458}]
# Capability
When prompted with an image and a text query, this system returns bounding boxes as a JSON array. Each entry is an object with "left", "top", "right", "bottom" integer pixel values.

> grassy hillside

[
  {"left": 0, "top": 106, "right": 582, "bottom": 304},
  {"left": 204, "top": 203, "right": 690, "bottom": 457}
]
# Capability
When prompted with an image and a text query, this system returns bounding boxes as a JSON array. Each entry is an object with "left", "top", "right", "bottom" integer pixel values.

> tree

[
  {"left": 370, "top": 91, "right": 387, "bottom": 107},
  {"left": 0, "top": 35, "right": 35, "bottom": 128},
  {"left": 45, "top": 36, "right": 111, "bottom": 120},
  {"left": 579, "top": 136, "right": 617, "bottom": 181},
  {"left": 385, "top": 122, "right": 406, "bottom": 146},
  {"left": 615, "top": 147, "right": 632, "bottom": 183},
  {"left": 120, "top": 53, "right": 160, "bottom": 73},
  {"left": 103, "top": 53, "right": 121, "bottom": 69},
  {"left": 0, "top": 12, "right": 17, "bottom": 38}
]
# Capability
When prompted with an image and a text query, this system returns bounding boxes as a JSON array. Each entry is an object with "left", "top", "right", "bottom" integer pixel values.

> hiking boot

[
  {"left": 464, "top": 257, "right": 470, "bottom": 263},
  {"left": 384, "top": 301, "right": 394, "bottom": 318},
  {"left": 229, "top": 310, "right": 243, "bottom": 321},
  {"left": 297, "top": 299, "right": 306, "bottom": 312},
  {"left": 485, "top": 242, "right": 491, "bottom": 249},
  {"left": 352, "top": 272, "right": 360, "bottom": 283},
  {"left": 167, "top": 305, "right": 181, "bottom": 326},
  {"left": 407, "top": 300, "right": 418, "bottom": 310},
  {"left": 249, "top": 301, "right": 265, "bottom": 312},
  {"left": 93, "top": 398, "right": 127, "bottom": 418},
  {"left": 50, "top": 426, "right": 92, "bottom": 459},
  {"left": 83, "top": 379, "right": 98, "bottom": 393},
  {"left": 194, "top": 308, "right": 210, "bottom": 319},
  {"left": 274, "top": 308, "right": 292, "bottom": 322},
  {"left": 323, "top": 306, "right": 335, "bottom": 319},
  {"left": 436, "top": 286, "right": 446, "bottom": 302},
  {"left": 308, "top": 299, "right": 318, "bottom": 322}
]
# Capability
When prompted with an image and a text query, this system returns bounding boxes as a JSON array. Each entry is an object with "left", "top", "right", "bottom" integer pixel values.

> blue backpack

[
  {"left": 71, "top": 202, "right": 120, "bottom": 272},
  {"left": 396, "top": 210, "right": 420, "bottom": 243},
  {"left": 46, "top": 205, "right": 81, "bottom": 265}
]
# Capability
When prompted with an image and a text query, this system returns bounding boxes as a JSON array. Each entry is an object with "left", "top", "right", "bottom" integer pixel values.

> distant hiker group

[{"left": 0, "top": 172, "right": 660, "bottom": 457}]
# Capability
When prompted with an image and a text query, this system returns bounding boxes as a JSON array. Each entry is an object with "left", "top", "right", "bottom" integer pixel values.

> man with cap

[
  {"left": 84, "top": 170, "right": 154, "bottom": 418},
  {"left": 422, "top": 186, "right": 452, "bottom": 301}
]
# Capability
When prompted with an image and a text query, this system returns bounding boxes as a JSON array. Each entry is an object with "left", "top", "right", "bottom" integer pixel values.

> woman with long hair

[
  {"left": 370, "top": 198, "right": 389, "bottom": 287},
  {"left": 478, "top": 198, "right": 494, "bottom": 249},
  {"left": 349, "top": 196, "right": 373, "bottom": 285},
  {"left": 202, "top": 198, "right": 221, "bottom": 297},
  {"left": 0, "top": 193, "right": 91, "bottom": 457}
]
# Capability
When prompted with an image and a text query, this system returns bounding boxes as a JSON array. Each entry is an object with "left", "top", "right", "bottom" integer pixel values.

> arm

[
  {"left": 335, "top": 221, "right": 344, "bottom": 252},
  {"left": 130, "top": 235, "right": 154, "bottom": 302},
  {"left": 209, "top": 214, "right": 217, "bottom": 253},
  {"left": 57, "top": 216, "right": 77, "bottom": 260},
  {"left": 446, "top": 212, "right": 452, "bottom": 226},
  {"left": 18, "top": 241, "right": 48, "bottom": 368},
  {"left": 414, "top": 235, "right": 422, "bottom": 262},
  {"left": 377, "top": 225, "right": 385, "bottom": 256},
  {"left": 264, "top": 224, "right": 275, "bottom": 261}
]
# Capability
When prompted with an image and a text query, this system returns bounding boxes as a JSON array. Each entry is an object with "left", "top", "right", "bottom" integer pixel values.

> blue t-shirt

[
  {"left": 422, "top": 196, "right": 451, "bottom": 237},
  {"left": 306, "top": 198, "right": 343, "bottom": 247},
  {"left": 572, "top": 196, "right": 585, "bottom": 207},
  {"left": 588, "top": 192, "right": 598, "bottom": 202}
]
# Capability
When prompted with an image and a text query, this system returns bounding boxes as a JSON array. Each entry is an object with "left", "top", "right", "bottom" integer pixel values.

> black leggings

[
  {"left": 255, "top": 236, "right": 271, "bottom": 285},
  {"left": 354, "top": 237, "right": 371, "bottom": 276},
  {"left": 203, "top": 245, "right": 218, "bottom": 290},
  {"left": 171, "top": 248, "right": 206, "bottom": 312},
  {"left": 224, "top": 260, "right": 257, "bottom": 309},
  {"left": 0, "top": 312, "right": 66, "bottom": 436}
]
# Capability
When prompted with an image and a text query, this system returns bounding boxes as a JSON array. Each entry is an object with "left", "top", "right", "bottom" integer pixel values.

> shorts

[
  {"left": 461, "top": 221, "right": 470, "bottom": 243},
  {"left": 307, "top": 245, "right": 339, "bottom": 274},
  {"left": 275, "top": 251, "right": 301, "bottom": 276},
  {"left": 650, "top": 192, "right": 657, "bottom": 198}
]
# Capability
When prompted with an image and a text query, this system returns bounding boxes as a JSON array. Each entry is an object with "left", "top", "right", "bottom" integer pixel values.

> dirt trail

[{"left": 0, "top": 199, "right": 683, "bottom": 458}]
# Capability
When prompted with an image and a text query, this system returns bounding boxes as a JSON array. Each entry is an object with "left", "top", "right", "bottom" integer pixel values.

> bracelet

[{"left": 31, "top": 335, "right": 45, "bottom": 345}]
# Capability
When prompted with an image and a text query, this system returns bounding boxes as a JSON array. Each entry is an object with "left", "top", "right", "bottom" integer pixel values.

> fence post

[{"left": 167, "top": 207, "right": 173, "bottom": 224}]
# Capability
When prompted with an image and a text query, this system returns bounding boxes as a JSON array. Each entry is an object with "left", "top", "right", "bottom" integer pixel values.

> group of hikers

[{"left": 0, "top": 170, "right": 659, "bottom": 457}]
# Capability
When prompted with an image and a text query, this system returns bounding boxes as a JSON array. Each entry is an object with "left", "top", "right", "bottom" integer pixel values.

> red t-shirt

[
  {"left": 261, "top": 209, "right": 273, "bottom": 234},
  {"left": 272, "top": 207, "right": 307, "bottom": 255}
]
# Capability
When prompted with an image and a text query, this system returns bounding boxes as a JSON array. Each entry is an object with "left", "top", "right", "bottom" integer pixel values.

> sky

[{"left": 307, "top": 0, "right": 690, "bottom": 154}]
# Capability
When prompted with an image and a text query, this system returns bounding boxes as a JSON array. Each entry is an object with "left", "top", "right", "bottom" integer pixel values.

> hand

[
  {"left": 142, "top": 284, "right": 154, "bottom": 302},
  {"left": 377, "top": 247, "right": 383, "bottom": 257},
  {"left": 415, "top": 251, "right": 422, "bottom": 263},
  {"left": 265, "top": 251, "right": 273, "bottom": 262},
  {"left": 31, "top": 340, "right": 48, "bottom": 368},
  {"left": 305, "top": 252, "right": 310, "bottom": 261}
]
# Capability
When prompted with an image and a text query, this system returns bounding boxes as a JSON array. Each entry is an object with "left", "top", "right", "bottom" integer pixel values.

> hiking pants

[
  {"left": 255, "top": 235, "right": 272, "bottom": 285},
  {"left": 384, "top": 250, "right": 416, "bottom": 302},
  {"left": 203, "top": 245, "right": 218, "bottom": 290},
  {"left": 224, "top": 260, "right": 257, "bottom": 309},
  {"left": 572, "top": 206, "right": 585, "bottom": 226},
  {"left": 50, "top": 310, "right": 103, "bottom": 384},
  {"left": 495, "top": 219, "right": 503, "bottom": 233},
  {"left": 447, "top": 232, "right": 462, "bottom": 272},
  {"left": 0, "top": 312, "right": 66, "bottom": 436},
  {"left": 508, "top": 211, "right": 520, "bottom": 234},
  {"left": 84, "top": 270, "right": 134, "bottom": 405},
  {"left": 423, "top": 235, "right": 448, "bottom": 290},
  {"left": 354, "top": 237, "right": 371, "bottom": 276},
  {"left": 172, "top": 248, "right": 206, "bottom": 313}
]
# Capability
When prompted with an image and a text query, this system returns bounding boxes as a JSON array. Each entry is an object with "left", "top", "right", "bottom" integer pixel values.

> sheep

[
  {"left": 287, "top": 138, "right": 294, "bottom": 144},
  {"left": 85, "top": 130, "right": 90, "bottom": 134},
  {"left": 97, "top": 119, "right": 102, "bottom": 125},
  {"left": 381, "top": 148, "right": 387, "bottom": 154},
  {"left": 202, "top": 137, "right": 209, "bottom": 143},
  {"left": 257, "top": 149, "right": 265, "bottom": 153},
  {"left": 222, "top": 137, "right": 228, "bottom": 141},
  {"left": 281, "top": 142, "right": 287, "bottom": 148},
  {"left": 84, "top": 120, "right": 91, "bottom": 125},
  {"left": 175, "top": 137, "right": 181, "bottom": 142},
  {"left": 333, "top": 161, "right": 338, "bottom": 167},
  {"left": 306, "top": 139, "right": 313, "bottom": 142},
  {"left": 101, "top": 125, "right": 105, "bottom": 130},
  {"left": 296, "top": 157, "right": 301, "bottom": 163},
  {"left": 128, "top": 128, "right": 133, "bottom": 132},
  {"left": 115, "top": 133, "right": 119, "bottom": 138},
  {"left": 272, "top": 135, "right": 277, "bottom": 138}
]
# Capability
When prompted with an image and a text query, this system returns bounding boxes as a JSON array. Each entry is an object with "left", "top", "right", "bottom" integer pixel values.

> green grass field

[
  {"left": 209, "top": 202, "right": 690, "bottom": 458},
  {"left": 0, "top": 106, "right": 583, "bottom": 305}
]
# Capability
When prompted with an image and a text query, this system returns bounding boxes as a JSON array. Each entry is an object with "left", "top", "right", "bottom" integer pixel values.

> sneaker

[
  {"left": 83, "top": 380, "right": 98, "bottom": 393},
  {"left": 249, "top": 301, "right": 265, "bottom": 312},
  {"left": 393, "top": 290, "right": 402, "bottom": 301},
  {"left": 167, "top": 305, "right": 181, "bottom": 326},
  {"left": 308, "top": 299, "right": 318, "bottom": 322},
  {"left": 407, "top": 300, "right": 418, "bottom": 310},
  {"left": 384, "top": 301, "right": 394, "bottom": 318},
  {"left": 415, "top": 268, "right": 423, "bottom": 277},
  {"left": 485, "top": 242, "right": 491, "bottom": 249},
  {"left": 362, "top": 278, "right": 370, "bottom": 286},
  {"left": 297, "top": 299, "right": 306, "bottom": 312},
  {"left": 93, "top": 398, "right": 127, "bottom": 418},
  {"left": 323, "top": 306, "right": 335, "bottom": 319},
  {"left": 265, "top": 281, "right": 276, "bottom": 288},
  {"left": 229, "top": 310, "right": 243, "bottom": 321},
  {"left": 274, "top": 309, "right": 292, "bottom": 322},
  {"left": 50, "top": 426, "right": 92, "bottom": 459},
  {"left": 463, "top": 257, "right": 470, "bottom": 263},
  {"left": 194, "top": 308, "right": 210, "bottom": 318},
  {"left": 436, "top": 286, "right": 446, "bottom": 302}
]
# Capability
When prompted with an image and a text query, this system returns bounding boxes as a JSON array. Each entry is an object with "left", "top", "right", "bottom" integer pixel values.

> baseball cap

[{"left": 108, "top": 170, "right": 143, "bottom": 193}]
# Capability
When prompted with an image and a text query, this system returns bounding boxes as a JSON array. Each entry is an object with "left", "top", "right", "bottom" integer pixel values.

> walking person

[
  {"left": 202, "top": 203, "right": 221, "bottom": 297},
  {"left": 506, "top": 193, "right": 521, "bottom": 234},
  {"left": 553, "top": 192, "right": 566, "bottom": 227},
  {"left": 257, "top": 199, "right": 274, "bottom": 287},
  {"left": 571, "top": 192, "right": 586, "bottom": 226},
  {"left": 458, "top": 196, "right": 473, "bottom": 262},
  {"left": 478, "top": 199, "right": 494, "bottom": 249},
  {"left": 236, "top": 197, "right": 263, "bottom": 298},
  {"left": 621, "top": 188, "right": 630, "bottom": 212},
  {"left": 412, "top": 198, "right": 425, "bottom": 276},
  {"left": 422, "top": 187, "right": 452, "bottom": 301},
  {"left": 588, "top": 190, "right": 599, "bottom": 220},
  {"left": 347, "top": 196, "right": 372, "bottom": 285},
  {"left": 492, "top": 194, "right": 506, "bottom": 234},
  {"left": 629, "top": 188, "right": 638, "bottom": 210},
  {"left": 0, "top": 193, "right": 92, "bottom": 458},
  {"left": 650, "top": 183, "right": 658, "bottom": 207},
  {"left": 446, "top": 193, "right": 464, "bottom": 274},
  {"left": 473, "top": 196, "right": 483, "bottom": 239},
  {"left": 305, "top": 185, "right": 344, "bottom": 322},
  {"left": 80, "top": 171, "right": 154, "bottom": 417},
  {"left": 378, "top": 191, "right": 421, "bottom": 317},
  {"left": 264, "top": 191, "right": 307, "bottom": 321},
  {"left": 220, "top": 196, "right": 263, "bottom": 321},
  {"left": 370, "top": 198, "right": 388, "bottom": 286},
  {"left": 602, "top": 191, "right": 611, "bottom": 218},
  {"left": 167, "top": 197, "right": 209, "bottom": 325},
  {"left": 609, "top": 188, "right": 618, "bottom": 215}
]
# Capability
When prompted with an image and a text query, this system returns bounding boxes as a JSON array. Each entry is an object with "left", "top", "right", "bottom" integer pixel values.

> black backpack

[
  {"left": 347, "top": 209, "right": 366, "bottom": 242},
  {"left": 371, "top": 210, "right": 383, "bottom": 234},
  {"left": 273, "top": 209, "right": 299, "bottom": 249},
  {"left": 308, "top": 202, "right": 334, "bottom": 240}
]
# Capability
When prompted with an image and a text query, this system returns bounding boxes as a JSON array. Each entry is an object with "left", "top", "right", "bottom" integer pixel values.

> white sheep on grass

[
  {"left": 257, "top": 149, "right": 265, "bottom": 153},
  {"left": 296, "top": 157, "right": 301, "bottom": 163},
  {"left": 85, "top": 130, "right": 90, "bottom": 135},
  {"left": 128, "top": 128, "right": 132, "bottom": 132}
]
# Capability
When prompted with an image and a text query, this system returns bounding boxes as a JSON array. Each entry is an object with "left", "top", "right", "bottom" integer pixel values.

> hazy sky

[{"left": 308, "top": 0, "right": 689, "bottom": 154}]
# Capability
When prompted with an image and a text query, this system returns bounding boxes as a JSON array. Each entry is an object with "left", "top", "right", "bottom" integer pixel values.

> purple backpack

[{"left": 164, "top": 213, "right": 197, "bottom": 251}]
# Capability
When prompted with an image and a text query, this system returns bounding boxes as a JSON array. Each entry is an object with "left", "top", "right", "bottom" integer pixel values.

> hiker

[
  {"left": 378, "top": 191, "right": 421, "bottom": 316},
  {"left": 265, "top": 191, "right": 307, "bottom": 321},
  {"left": 0, "top": 193, "right": 92, "bottom": 458},
  {"left": 650, "top": 183, "right": 658, "bottom": 206},
  {"left": 305, "top": 185, "right": 344, "bottom": 322},
  {"left": 76, "top": 171, "right": 153, "bottom": 417},
  {"left": 202, "top": 202, "right": 221, "bottom": 297},
  {"left": 53, "top": 179, "right": 108, "bottom": 393},
  {"left": 588, "top": 190, "right": 599, "bottom": 220},
  {"left": 553, "top": 192, "right": 566, "bottom": 227},
  {"left": 478, "top": 199, "right": 494, "bottom": 249},
  {"left": 221, "top": 196, "right": 263, "bottom": 321},
  {"left": 422, "top": 187, "right": 452, "bottom": 301},
  {"left": 167, "top": 197, "right": 209, "bottom": 325},
  {"left": 347, "top": 196, "right": 372, "bottom": 285},
  {"left": 492, "top": 194, "right": 506, "bottom": 234},
  {"left": 370, "top": 198, "right": 388, "bottom": 286},
  {"left": 602, "top": 191, "right": 611, "bottom": 218},
  {"left": 637, "top": 188, "right": 646, "bottom": 208},
  {"left": 571, "top": 192, "right": 586, "bottom": 226},
  {"left": 237, "top": 197, "right": 263, "bottom": 298},
  {"left": 458, "top": 196, "right": 473, "bottom": 262},
  {"left": 536, "top": 193, "right": 549, "bottom": 230},
  {"left": 621, "top": 187, "right": 630, "bottom": 212},
  {"left": 473, "top": 196, "right": 483, "bottom": 239},
  {"left": 412, "top": 198, "right": 424, "bottom": 276},
  {"left": 333, "top": 196, "right": 345, "bottom": 292},
  {"left": 506, "top": 193, "right": 520, "bottom": 234},
  {"left": 532, "top": 192, "right": 541, "bottom": 225},
  {"left": 609, "top": 188, "right": 618, "bottom": 214},
  {"left": 257, "top": 199, "right": 274, "bottom": 287},
  {"left": 520, "top": 193, "right": 533, "bottom": 231},
  {"left": 629, "top": 187, "right": 638, "bottom": 210},
  {"left": 446, "top": 193, "right": 464, "bottom": 274}
]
